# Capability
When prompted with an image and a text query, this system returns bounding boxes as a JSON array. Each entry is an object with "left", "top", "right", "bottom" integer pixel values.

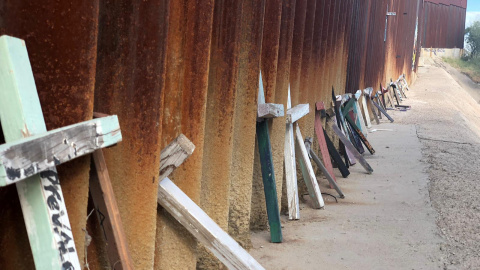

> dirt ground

[{"left": 250, "top": 59, "right": 480, "bottom": 269}]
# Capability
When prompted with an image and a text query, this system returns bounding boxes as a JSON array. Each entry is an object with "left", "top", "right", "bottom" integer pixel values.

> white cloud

[{"left": 466, "top": 12, "right": 480, "bottom": 28}]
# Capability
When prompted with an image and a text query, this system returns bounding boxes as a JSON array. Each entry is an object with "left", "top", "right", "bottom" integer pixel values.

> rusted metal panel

[
  {"left": 0, "top": 1, "right": 99, "bottom": 268},
  {"left": 289, "top": 0, "right": 308, "bottom": 106},
  {"left": 154, "top": 1, "right": 215, "bottom": 269},
  {"left": 198, "top": 0, "right": 244, "bottom": 268},
  {"left": 421, "top": 2, "right": 466, "bottom": 48},
  {"left": 93, "top": 0, "right": 170, "bottom": 269},
  {"left": 228, "top": 0, "right": 266, "bottom": 249},
  {"left": 275, "top": 0, "right": 297, "bottom": 214}
]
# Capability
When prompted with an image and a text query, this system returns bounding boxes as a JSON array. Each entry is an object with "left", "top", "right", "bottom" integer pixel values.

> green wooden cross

[
  {"left": 0, "top": 36, "right": 122, "bottom": 269},
  {"left": 256, "top": 71, "right": 283, "bottom": 243}
]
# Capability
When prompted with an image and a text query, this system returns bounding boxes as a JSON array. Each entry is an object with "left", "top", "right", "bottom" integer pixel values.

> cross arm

[
  {"left": 257, "top": 103, "right": 285, "bottom": 120},
  {"left": 0, "top": 115, "right": 121, "bottom": 186},
  {"left": 286, "top": 104, "right": 309, "bottom": 124}
]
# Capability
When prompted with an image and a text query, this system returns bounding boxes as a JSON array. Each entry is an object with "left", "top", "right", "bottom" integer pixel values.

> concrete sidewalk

[{"left": 250, "top": 122, "right": 444, "bottom": 270}]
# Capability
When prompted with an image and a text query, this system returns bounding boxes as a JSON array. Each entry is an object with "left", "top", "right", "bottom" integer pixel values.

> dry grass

[{"left": 443, "top": 57, "right": 480, "bottom": 83}]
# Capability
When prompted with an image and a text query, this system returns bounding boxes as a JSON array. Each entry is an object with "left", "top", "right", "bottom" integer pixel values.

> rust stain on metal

[
  {"left": 198, "top": 0, "right": 244, "bottom": 268},
  {"left": 93, "top": 0, "right": 170, "bottom": 268},
  {"left": 228, "top": 0, "right": 266, "bottom": 250},
  {"left": 155, "top": 1, "right": 215, "bottom": 269}
]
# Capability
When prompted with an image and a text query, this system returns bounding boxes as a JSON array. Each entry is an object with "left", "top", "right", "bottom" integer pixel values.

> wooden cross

[
  {"left": 256, "top": 71, "right": 283, "bottom": 242},
  {"left": 156, "top": 135, "right": 265, "bottom": 270},
  {"left": 0, "top": 36, "right": 122, "bottom": 269},
  {"left": 315, "top": 102, "right": 350, "bottom": 178},
  {"left": 286, "top": 90, "right": 324, "bottom": 210}
]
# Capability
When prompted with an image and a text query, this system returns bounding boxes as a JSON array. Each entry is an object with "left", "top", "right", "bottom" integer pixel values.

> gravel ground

[{"left": 395, "top": 58, "right": 480, "bottom": 269}]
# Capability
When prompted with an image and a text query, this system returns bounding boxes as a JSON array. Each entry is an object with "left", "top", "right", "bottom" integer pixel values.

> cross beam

[{"left": 0, "top": 115, "right": 121, "bottom": 186}]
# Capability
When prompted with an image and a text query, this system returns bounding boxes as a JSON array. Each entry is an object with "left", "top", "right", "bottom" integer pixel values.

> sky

[{"left": 466, "top": 1, "right": 480, "bottom": 28}]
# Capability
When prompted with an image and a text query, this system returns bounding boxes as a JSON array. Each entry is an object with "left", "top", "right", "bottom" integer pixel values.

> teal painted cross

[{"left": 0, "top": 36, "right": 122, "bottom": 269}]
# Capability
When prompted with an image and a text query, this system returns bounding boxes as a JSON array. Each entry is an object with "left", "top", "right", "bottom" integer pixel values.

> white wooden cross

[
  {"left": 285, "top": 88, "right": 324, "bottom": 211},
  {"left": 0, "top": 36, "right": 122, "bottom": 269},
  {"left": 156, "top": 135, "right": 265, "bottom": 270}
]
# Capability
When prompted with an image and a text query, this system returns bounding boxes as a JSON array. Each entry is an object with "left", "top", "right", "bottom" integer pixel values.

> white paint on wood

[
  {"left": 158, "top": 178, "right": 265, "bottom": 270},
  {"left": 257, "top": 103, "right": 285, "bottom": 119},
  {"left": 286, "top": 104, "right": 309, "bottom": 124},
  {"left": 284, "top": 87, "right": 300, "bottom": 220},
  {"left": 294, "top": 123, "right": 324, "bottom": 209}
]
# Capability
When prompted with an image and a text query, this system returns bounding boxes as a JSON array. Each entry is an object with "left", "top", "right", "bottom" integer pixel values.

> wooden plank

[
  {"left": 158, "top": 178, "right": 265, "bottom": 270},
  {"left": 256, "top": 120, "right": 283, "bottom": 242},
  {"left": 348, "top": 111, "right": 365, "bottom": 154},
  {"left": 366, "top": 95, "right": 380, "bottom": 125},
  {"left": 372, "top": 99, "right": 394, "bottom": 122},
  {"left": 345, "top": 114, "right": 375, "bottom": 154},
  {"left": 332, "top": 88, "right": 350, "bottom": 167},
  {"left": 257, "top": 103, "right": 285, "bottom": 119},
  {"left": 335, "top": 94, "right": 356, "bottom": 165},
  {"left": 286, "top": 103, "right": 309, "bottom": 124},
  {"left": 323, "top": 129, "right": 350, "bottom": 178},
  {"left": 304, "top": 138, "right": 344, "bottom": 198},
  {"left": 295, "top": 123, "right": 324, "bottom": 209},
  {"left": 0, "top": 116, "right": 122, "bottom": 186},
  {"left": 329, "top": 120, "right": 374, "bottom": 174},
  {"left": 90, "top": 149, "right": 134, "bottom": 270},
  {"left": 0, "top": 35, "right": 80, "bottom": 269},
  {"left": 284, "top": 87, "right": 300, "bottom": 220},
  {"left": 314, "top": 102, "right": 337, "bottom": 186},
  {"left": 352, "top": 92, "right": 368, "bottom": 137},
  {"left": 361, "top": 93, "right": 372, "bottom": 128}
]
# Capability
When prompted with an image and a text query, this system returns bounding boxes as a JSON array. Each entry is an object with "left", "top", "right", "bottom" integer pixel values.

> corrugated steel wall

[
  {"left": 0, "top": 0, "right": 466, "bottom": 269},
  {"left": 421, "top": 1, "right": 466, "bottom": 48}
]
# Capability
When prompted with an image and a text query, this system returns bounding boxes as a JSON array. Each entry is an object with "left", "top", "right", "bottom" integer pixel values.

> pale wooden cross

[
  {"left": 0, "top": 36, "right": 122, "bottom": 269},
  {"left": 156, "top": 134, "right": 265, "bottom": 270},
  {"left": 285, "top": 88, "right": 324, "bottom": 210}
]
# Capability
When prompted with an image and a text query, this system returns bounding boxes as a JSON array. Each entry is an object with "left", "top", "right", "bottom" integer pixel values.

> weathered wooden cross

[
  {"left": 0, "top": 36, "right": 123, "bottom": 269},
  {"left": 285, "top": 88, "right": 324, "bottom": 212},
  {"left": 156, "top": 135, "right": 265, "bottom": 270}
]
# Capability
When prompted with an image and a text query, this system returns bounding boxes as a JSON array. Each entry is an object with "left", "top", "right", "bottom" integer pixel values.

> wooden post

[
  {"left": 314, "top": 101, "right": 338, "bottom": 185},
  {"left": 90, "top": 149, "right": 134, "bottom": 270},
  {"left": 256, "top": 71, "right": 282, "bottom": 242},
  {"left": 361, "top": 93, "right": 372, "bottom": 128},
  {"left": 304, "top": 138, "right": 344, "bottom": 198},
  {"left": 0, "top": 35, "right": 81, "bottom": 269},
  {"left": 328, "top": 121, "right": 374, "bottom": 174},
  {"left": 157, "top": 135, "right": 265, "bottom": 270},
  {"left": 284, "top": 86, "right": 300, "bottom": 220},
  {"left": 295, "top": 124, "right": 324, "bottom": 209}
]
